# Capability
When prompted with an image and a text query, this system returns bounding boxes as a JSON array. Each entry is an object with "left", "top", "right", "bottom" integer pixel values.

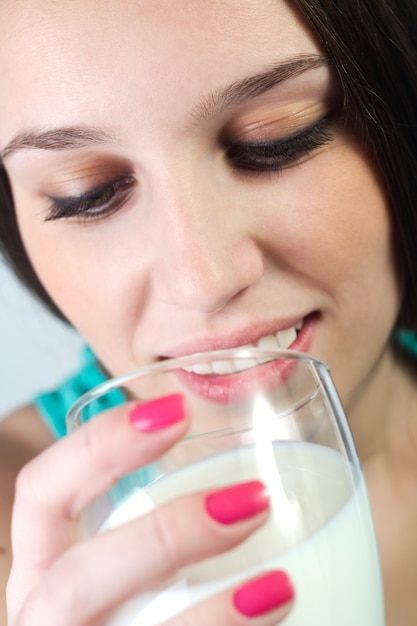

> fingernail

[
  {"left": 129, "top": 394, "right": 185, "bottom": 432},
  {"left": 234, "top": 571, "right": 294, "bottom": 618},
  {"left": 205, "top": 480, "right": 269, "bottom": 525}
]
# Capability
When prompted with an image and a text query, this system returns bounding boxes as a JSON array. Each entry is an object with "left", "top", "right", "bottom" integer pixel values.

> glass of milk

[{"left": 66, "top": 348, "right": 385, "bottom": 625}]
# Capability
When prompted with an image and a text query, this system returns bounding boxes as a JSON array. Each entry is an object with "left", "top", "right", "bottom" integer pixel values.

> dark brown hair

[
  {"left": 294, "top": 0, "right": 417, "bottom": 329},
  {"left": 1, "top": 0, "right": 417, "bottom": 326}
]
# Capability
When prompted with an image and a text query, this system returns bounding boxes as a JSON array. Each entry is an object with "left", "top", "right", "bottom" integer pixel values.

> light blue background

[{"left": 0, "top": 257, "right": 83, "bottom": 420}]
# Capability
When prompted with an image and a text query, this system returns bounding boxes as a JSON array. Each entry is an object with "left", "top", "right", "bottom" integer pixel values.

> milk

[{"left": 101, "top": 442, "right": 385, "bottom": 625}]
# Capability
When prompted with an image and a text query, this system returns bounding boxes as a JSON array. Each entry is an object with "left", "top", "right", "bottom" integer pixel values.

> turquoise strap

[
  {"left": 34, "top": 347, "right": 155, "bottom": 491},
  {"left": 34, "top": 347, "right": 124, "bottom": 438},
  {"left": 395, "top": 329, "right": 417, "bottom": 358}
]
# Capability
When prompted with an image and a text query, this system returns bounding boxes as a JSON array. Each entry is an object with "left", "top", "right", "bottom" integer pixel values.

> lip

[
  {"left": 172, "top": 314, "right": 318, "bottom": 404},
  {"left": 159, "top": 312, "right": 318, "bottom": 360}
]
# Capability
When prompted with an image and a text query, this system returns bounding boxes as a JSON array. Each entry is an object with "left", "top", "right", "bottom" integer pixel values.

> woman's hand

[{"left": 6, "top": 396, "right": 294, "bottom": 625}]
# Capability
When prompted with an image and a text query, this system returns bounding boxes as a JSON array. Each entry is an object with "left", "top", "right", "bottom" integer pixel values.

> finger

[
  {"left": 8, "top": 395, "right": 188, "bottom": 618},
  {"left": 163, "top": 570, "right": 295, "bottom": 626},
  {"left": 15, "top": 483, "right": 271, "bottom": 625}
]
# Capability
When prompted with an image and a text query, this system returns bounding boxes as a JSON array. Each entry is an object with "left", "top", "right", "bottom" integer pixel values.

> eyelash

[
  {"left": 225, "top": 116, "right": 333, "bottom": 173},
  {"left": 44, "top": 117, "right": 333, "bottom": 223},
  {"left": 45, "top": 176, "right": 136, "bottom": 222}
]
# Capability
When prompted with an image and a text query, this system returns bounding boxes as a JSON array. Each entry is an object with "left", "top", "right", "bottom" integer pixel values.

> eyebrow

[
  {"left": 0, "top": 126, "right": 114, "bottom": 161},
  {"left": 191, "top": 53, "right": 329, "bottom": 122},
  {"left": 1, "top": 54, "right": 329, "bottom": 160}
]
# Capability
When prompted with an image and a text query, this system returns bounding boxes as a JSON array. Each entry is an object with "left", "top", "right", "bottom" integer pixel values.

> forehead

[{"left": 0, "top": 0, "right": 322, "bottom": 146}]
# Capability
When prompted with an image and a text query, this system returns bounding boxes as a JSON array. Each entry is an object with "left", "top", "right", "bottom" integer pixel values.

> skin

[{"left": 1, "top": 0, "right": 417, "bottom": 624}]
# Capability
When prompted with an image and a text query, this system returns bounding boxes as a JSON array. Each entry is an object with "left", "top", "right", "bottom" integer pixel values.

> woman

[{"left": 1, "top": 0, "right": 417, "bottom": 623}]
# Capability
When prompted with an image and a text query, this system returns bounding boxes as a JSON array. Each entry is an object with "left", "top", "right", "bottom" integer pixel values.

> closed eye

[
  {"left": 225, "top": 116, "right": 333, "bottom": 173},
  {"left": 45, "top": 175, "right": 136, "bottom": 222}
]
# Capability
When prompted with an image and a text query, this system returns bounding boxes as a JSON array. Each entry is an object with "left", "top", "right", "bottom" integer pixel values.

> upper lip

[{"left": 158, "top": 314, "right": 310, "bottom": 360}]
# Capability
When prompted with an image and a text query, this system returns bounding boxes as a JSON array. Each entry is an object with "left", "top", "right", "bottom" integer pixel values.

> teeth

[
  {"left": 233, "top": 357, "right": 259, "bottom": 371},
  {"left": 257, "top": 334, "right": 280, "bottom": 363},
  {"left": 212, "top": 360, "right": 238, "bottom": 374},
  {"left": 192, "top": 362, "right": 214, "bottom": 375},
  {"left": 277, "top": 326, "right": 297, "bottom": 348},
  {"left": 258, "top": 334, "right": 280, "bottom": 350},
  {"left": 182, "top": 320, "right": 303, "bottom": 375}
]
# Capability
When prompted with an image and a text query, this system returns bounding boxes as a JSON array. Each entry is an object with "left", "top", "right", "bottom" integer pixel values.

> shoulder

[
  {"left": 0, "top": 404, "right": 54, "bottom": 518},
  {"left": 0, "top": 404, "right": 55, "bottom": 452},
  {"left": 0, "top": 403, "right": 54, "bottom": 513},
  {"left": 0, "top": 404, "right": 54, "bottom": 621}
]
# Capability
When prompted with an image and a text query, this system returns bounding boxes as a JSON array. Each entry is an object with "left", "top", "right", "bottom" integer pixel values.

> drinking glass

[{"left": 66, "top": 348, "right": 385, "bottom": 625}]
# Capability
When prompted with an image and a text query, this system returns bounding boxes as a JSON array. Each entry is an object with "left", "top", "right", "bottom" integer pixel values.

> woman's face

[{"left": 0, "top": 0, "right": 400, "bottom": 419}]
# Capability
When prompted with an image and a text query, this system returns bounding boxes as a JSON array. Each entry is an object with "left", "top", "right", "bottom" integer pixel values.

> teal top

[
  {"left": 395, "top": 329, "right": 417, "bottom": 359},
  {"left": 34, "top": 347, "right": 125, "bottom": 438},
  {"left": 34, "top": 346, "right": 154, "bottom": 495}
]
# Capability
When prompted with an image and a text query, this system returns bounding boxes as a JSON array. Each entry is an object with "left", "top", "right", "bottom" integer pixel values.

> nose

[{"left": 151, "top": 177, "right": 264, "bottom": 314}]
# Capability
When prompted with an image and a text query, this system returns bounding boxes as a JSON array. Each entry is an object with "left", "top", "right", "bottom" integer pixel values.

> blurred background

[{"left": 0, "top": 258, "right": 83, "bottom": 420}]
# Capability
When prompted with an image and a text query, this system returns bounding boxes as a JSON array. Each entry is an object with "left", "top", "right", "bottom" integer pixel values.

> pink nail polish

[
  {"left": 234, "top": 571, "right": 294, "bottom": 617},
  {"left": 205, "top": 480, "right": 269, "bottom": 525},
  {"left": 129, "top": 394, "right": 185, "bottom": 432}
]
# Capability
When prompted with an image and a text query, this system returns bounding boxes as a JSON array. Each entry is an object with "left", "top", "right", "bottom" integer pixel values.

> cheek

[
  {"left": 15, "top": 198, "right": 148, "bottom": 346},
  {"left": 261, "top": 144, "right": 395, "bottom": 292}
]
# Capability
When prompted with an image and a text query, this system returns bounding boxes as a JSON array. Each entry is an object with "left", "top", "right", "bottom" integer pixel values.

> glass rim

[{"left": 66, "top": 347, "right": 329, "bottom": 428}]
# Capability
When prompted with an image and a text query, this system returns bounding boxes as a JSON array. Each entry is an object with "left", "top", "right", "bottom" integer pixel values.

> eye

[
  {"left": 45, "top": 175, "right": 136, "bottom": 222},
  {"left": 225, "top": 116, "right": 333, "bottom": 173}
]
